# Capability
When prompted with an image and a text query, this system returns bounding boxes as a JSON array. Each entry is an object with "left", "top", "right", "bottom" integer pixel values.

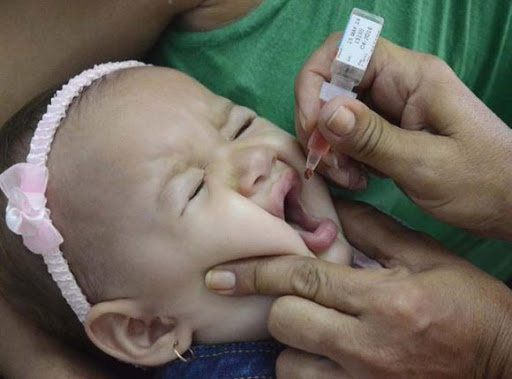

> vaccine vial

[
  {"left": 331, "top": 8, "right": 384, "bottom": 92},
  {"left": 308, "top": 8, "right": 384, "bottom": 179},
  {"left": 320, "top": 8, "right": 384, "bottom": 102}
]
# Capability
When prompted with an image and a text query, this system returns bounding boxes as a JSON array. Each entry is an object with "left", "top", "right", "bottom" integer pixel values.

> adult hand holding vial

[
  {"left": 296, "top": 32, "right": 512, "bottom": 238},
  {"left": 304, "top": 8, "right": 383, "bottom": 181}
]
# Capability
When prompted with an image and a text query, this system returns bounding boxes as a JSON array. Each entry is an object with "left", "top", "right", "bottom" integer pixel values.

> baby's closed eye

[{"left": 232, "top": 116, "right": 255, "bottom": 140}]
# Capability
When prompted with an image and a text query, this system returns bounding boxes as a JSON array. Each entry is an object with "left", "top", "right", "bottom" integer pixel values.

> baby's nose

[{"left": 233, "top": 147, "right": 276, "bottom": 196}]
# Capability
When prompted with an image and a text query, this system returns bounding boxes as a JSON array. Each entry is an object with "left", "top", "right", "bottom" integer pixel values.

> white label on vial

[{"left": 336, "top": 14, "right": 382, "bottom": 71}]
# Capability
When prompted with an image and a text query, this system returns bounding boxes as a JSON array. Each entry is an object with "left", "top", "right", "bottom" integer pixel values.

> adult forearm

[
  {"left": 499, "top": 164, "right": 512, "bottom": 241},
  {"left": 0, "top": 0, "right": 174, "bottom": 126},
  {"left": 0, "top": 296, "right": 114, "bottom": 378},
  {"left": 484, "top": 305, "right": 512, "bottom": 378}
]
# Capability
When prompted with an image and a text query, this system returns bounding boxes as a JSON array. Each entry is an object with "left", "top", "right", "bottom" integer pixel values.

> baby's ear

[{"left": 84, "top": 300, "right": 192, "bottom": 366}]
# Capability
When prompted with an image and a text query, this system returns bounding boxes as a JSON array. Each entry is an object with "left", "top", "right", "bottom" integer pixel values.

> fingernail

[
  {"left": 327, "top": 167, "right": 350, "bottom": 187},
  {"left": 205, "top": 270, "right": 236, "bottom": 291},
  {"left": 298, "top": 108, "right": 308, "bottom": 132},
  {"left": 327, "top": 106, "right": 355, "bottom": 136}
]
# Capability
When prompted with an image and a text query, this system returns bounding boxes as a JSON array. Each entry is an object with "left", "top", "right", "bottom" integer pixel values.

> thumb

[{"left": 317, "top": 97, "right": 442, "bottom": 184}]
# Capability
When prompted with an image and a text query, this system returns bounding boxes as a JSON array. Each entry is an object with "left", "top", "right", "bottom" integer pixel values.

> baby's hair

[
  {"left": 0, "top": 87, "right": 93, "bottom": 351},
  {"left": 0, "top": 71, "right": 126, "bottom": 355}
]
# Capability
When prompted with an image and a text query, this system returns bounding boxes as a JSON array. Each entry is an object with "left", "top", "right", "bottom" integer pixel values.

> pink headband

[{"left": 0, "top": 61, "right": 147, "bottom": 323}]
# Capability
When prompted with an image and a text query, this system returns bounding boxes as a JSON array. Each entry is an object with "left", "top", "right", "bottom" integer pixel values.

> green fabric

[{"left": 147, "top": 0, "right": 512, "bottom": 280}]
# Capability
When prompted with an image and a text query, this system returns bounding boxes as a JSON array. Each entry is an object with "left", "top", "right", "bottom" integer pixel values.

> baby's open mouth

[{"left": 273, "top": 169, "right": 338, "bottom": 253}]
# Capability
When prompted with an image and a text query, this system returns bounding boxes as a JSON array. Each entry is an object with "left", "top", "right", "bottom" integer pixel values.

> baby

[{"left": 0, "top": 62, "right": 351, "bottom": 373}]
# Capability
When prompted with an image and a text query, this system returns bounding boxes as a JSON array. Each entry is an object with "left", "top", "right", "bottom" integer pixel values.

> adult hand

[
  {"left": 205, "top": 200, "right": 512, "bottom": 378},
  {"left": 295, "top": 34, "right": 512, "bottom": 239}
]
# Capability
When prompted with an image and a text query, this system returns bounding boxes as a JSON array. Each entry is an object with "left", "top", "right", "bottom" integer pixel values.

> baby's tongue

[
  {"left": 285, "top": 195, "right": 338, "bottom": 253},
  {"left": 297, "top": 219, "right": 338, "bottom": 253}
]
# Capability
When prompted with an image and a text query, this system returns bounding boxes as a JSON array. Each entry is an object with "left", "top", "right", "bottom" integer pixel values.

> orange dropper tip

[
  {"left": 304, "top": 129, "right": 330, "bottom": 180},
  {"left": 305, "top": 149, "right": 323, "bottom": 180}
]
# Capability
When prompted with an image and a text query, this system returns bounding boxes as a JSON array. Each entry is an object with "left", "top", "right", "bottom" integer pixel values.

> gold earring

[{"left": 173, "top": 341, "right": 196, "bottom": 363}]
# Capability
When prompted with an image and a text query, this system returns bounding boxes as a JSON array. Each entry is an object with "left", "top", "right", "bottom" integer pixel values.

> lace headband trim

[{"left": 0, "top": 61, "right": 147, "bottom": 323}]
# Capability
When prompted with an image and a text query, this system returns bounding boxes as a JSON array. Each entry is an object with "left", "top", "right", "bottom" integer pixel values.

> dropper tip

[{"left": 304, "top": 169, "right": 314, "bottom": 180}]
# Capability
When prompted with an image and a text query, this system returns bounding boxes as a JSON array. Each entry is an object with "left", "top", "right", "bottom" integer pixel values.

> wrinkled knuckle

[
  {"left": 354, "top": 111, "right": 385, "bottom": 160},
  {"left": 290, "top": 261, "right": 326, "bottom": 300}
]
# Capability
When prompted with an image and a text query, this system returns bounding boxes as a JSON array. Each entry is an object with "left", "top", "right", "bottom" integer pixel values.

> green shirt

[{"left": 148, "top": 0, "right": 512, "bottom": 279}]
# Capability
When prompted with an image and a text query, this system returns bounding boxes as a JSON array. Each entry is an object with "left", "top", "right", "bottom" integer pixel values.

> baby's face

[{"left": 51, "top": 67, "right": 350, "bottom": 345}]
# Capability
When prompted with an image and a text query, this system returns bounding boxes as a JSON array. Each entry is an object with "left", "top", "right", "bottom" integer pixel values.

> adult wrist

[
  {"left": 489, "top": 318, "right": 512, "bottom": 378},
  {"left": 481, "top": 289, "right": 512, "bottom": 378},
  {"left": 473, "top": 126, "right": 512, "bottom": 241},
  {"left": 496, "top": 136, "right": 512, "bottom": 241},
  {"left": 503, "top": 167, "right": 512, "bottom": 241}
]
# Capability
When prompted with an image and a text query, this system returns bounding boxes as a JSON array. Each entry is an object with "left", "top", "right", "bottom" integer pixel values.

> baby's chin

[
  {"left": 191, "top": 240, "right": 352, "bottom": 347},
  {"left": 193, "top": 295, "right": 275, "bottom": 345}
]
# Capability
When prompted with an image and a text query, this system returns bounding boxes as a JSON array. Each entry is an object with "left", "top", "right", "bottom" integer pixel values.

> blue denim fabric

[{"left": 154, "top": 340, "right": 285, "bottom": 379}]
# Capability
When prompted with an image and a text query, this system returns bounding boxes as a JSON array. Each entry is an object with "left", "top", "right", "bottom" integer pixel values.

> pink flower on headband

[{"left": 0, "top": 163, "right": 63, "bottom": 255}]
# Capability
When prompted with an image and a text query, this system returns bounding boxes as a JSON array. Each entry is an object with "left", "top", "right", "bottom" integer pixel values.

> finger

[
  {"left": 296, "top": 36, "right": 419, "bottom": 133},
  {"left": 356, "top": 38, "right": 422, "bottom": 121},
  {"left": 295, "top": 35, "right": 409, "bottom": 136},
  {"left": 276, "top": 348, "right": 349, "bottom": 379},
  {"left": 318, "top": 158, "right": 368, "bottom": 190},
  {"left": 334, "top": 199, "right": 457, "bottom": 270},
  {"left": 316, "top": 96, "right": 453, "bottom": 188},
  {"left": 295, "top": 32, "right": 341, "bottom": 134},
  {"left": 269, "top": 295, "right": 361, "bottom": 362},
  {"left": 205, "top": 255, "right": 383, "bottom": 312},
  {"left": 359, "top": 38, "right": 473, "bottom": 136}
]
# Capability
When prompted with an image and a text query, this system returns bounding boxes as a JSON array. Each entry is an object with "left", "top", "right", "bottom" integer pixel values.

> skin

[
  {"left": 3, "top": 0, "right": 511, "bottom": 376},
  {"left": 0, "top": 295, "right": 115, "bottom": 379},
  {"left": 47, "top": 67, "right": 351, "bottom": 366},
  {"left": 0, "top": 0, "right": 265, "bottom": 126},
  {"left": 204, "top": 36, "right": 512, "bottom": 377},
  {"left": 0, "top": 1, "right": 266, "bottom": 375},
  {"left": 295, "top": 34, "right": 512, "bottom": 237},
  {"left": 207, "top": 200, "right": 512, "bottom": 378}
]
